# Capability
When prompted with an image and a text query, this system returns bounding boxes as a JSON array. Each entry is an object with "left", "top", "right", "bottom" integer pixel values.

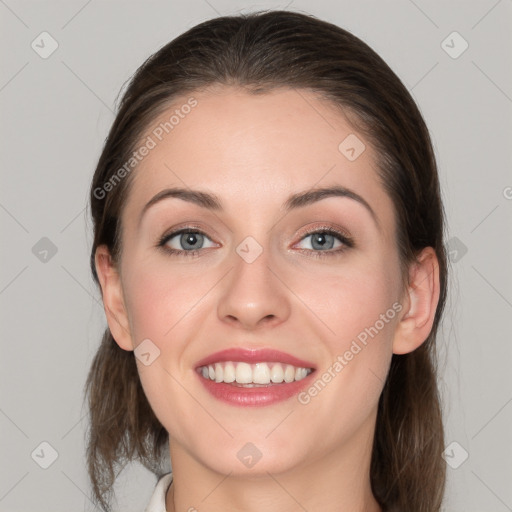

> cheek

[
  {"left": 121, "top": 257, "right": 207, "bottom": 436},
  {"left": 122, "top": 256, "right": 207, "bottom": 344},
  {"left": 294, "top": 254, "right": 400, "bottom": 413},
  {"left": 336, "top": 261, "right": 401, "bottom": 381},
  {"left": 294, "top": 253, "right": 401, "bottom": 347},
  {"left": 295, "top": 278, "right": 398, "bottom": 453}
]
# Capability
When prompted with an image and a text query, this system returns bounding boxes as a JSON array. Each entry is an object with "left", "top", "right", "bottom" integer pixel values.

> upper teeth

[{"left": 198, "top": 361, "right": 312, "bottom": 385}]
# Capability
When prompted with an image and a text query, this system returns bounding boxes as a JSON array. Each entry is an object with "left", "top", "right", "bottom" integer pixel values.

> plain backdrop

[{"left": 1, "top": 0, "right": 511, "bottom": 511}]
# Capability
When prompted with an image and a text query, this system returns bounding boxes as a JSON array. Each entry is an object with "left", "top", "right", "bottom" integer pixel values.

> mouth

[
  {"left": 194, "top": 348, "right": 316, "bottom": 406},
  {"left": 197, "top": 361, "right": 313, "bottom": 386}
]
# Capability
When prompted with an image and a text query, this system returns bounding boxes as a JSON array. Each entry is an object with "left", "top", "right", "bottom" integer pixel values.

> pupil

[
  {"left": 182, "top": 232, "right": 200, "bottom": 250},
  {"left": 312, "top": 232, "right": 334, "bottom": 250}
]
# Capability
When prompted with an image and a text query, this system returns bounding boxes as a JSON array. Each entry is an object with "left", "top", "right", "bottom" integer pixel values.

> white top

[{"left": 145, "top": 473, "right": 173, "bottom": 512}]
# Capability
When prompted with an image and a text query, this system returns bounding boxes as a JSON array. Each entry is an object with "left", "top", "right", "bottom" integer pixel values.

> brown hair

[{"left": 85, "top": 9, "right": 447, "bottom": 511}]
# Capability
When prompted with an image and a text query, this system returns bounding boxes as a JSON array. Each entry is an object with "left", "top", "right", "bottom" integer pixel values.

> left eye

[
  {"left": 295, "top": 230, "right": 345, "bottom": 251},
  {"left": 294, "top": 231, "right": 343, "bottom": 250}
]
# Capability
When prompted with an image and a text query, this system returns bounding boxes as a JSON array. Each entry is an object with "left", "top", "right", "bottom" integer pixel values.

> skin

[{"left": 95, "top": 85, "right": 440, "bottom": 512}]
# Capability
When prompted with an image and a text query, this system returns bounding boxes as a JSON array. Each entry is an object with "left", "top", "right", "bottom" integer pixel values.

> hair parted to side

[{"left": 85, "top": 9, "right": 447, "bottom": 512}]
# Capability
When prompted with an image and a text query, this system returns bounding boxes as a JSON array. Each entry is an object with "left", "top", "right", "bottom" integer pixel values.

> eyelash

[{"left": 156, "top": 225, "right": 354, "bottom": 259}]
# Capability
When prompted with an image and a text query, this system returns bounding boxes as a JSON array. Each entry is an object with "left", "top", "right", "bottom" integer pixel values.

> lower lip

[{"left": 196, "top": 370, "right": 315, "bottom": 407}]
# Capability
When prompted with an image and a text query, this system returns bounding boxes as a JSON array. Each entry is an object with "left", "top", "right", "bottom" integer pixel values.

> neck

[{"left": 165, "top": 415, "right": 382, "bottom": 512}]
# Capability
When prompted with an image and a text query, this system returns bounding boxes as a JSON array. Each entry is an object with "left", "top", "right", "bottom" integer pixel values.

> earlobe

[
  {"left": 392, "top": 247, "right": 440, "bottom": 355},
  {"left": 94, "top": 245, "right": 134, "bottom": 352}
]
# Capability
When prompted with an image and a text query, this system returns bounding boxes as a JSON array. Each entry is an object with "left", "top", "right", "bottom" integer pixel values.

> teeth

[
  {"left": 253, "top": 363, "right": 271, "bottom": 384},
  {"left": 223, "top": 362, "right": 236, "bottom": 383},
  {"left": 214, "top": 363, "right": 223, "bottom": 383},
  {"left": 199, "top": 361, "right": 312, "bottom": 385},
  {"left": 284, "top": 364, "right": 295, "bottom": 383},
  {"left": 270, "top": 364, "right": 284, "bottom": 383},
  {"left": 235, "top": 362, "right": 252, "bottom": 384}
]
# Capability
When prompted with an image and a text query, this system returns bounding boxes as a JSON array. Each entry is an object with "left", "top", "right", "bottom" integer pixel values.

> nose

[{"left": 216, "top": 245, "right": 291, "bottom": 330}]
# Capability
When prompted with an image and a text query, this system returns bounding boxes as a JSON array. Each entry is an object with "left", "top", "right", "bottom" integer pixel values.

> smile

[
  {"left": 194, "top": 348, "right": 317, "bottom": 406},
  {"left": 197, "top": 361, "right": 313, "bottom": 386}
]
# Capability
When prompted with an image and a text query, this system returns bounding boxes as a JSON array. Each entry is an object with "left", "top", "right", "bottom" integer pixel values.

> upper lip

[{"left": 195, "top": 348, "right": 316, "bottom": 369}]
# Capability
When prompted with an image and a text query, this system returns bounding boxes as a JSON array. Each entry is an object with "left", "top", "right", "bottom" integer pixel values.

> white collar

[{"left": 145, "top": 473, "right": 173, "bottom": 512}]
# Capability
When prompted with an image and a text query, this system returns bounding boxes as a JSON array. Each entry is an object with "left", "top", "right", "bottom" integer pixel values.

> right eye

[{"left": 158, "top": 228, "right": 217, "bottom": 256}]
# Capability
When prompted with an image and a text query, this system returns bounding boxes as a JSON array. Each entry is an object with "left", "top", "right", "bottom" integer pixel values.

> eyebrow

[{"left": 139, "top": 185, "right": 379, "bottom": 229}]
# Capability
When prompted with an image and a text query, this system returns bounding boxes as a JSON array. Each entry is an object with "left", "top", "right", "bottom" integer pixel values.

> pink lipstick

[{"left": 195, "top": 348, "right": 316, "bottom": 407}]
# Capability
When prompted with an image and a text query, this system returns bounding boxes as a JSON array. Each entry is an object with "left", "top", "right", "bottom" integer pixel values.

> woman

[{"left": 85, "top": 9, "right": 448, "bottom": 512}]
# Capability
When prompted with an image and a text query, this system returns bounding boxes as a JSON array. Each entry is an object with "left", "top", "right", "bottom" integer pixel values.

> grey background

[{"left": 1, "top": 0, "right": 511, "bottom": 510}]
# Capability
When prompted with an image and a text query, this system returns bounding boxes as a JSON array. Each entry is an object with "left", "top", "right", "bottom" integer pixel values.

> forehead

[{"left": 123, "top": 86, "right": 395, "bottom": 233}]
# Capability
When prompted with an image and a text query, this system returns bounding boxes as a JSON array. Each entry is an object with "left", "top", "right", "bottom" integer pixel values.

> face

[{"left": 103, "top": 86, "right": 410, "bottom": 476}]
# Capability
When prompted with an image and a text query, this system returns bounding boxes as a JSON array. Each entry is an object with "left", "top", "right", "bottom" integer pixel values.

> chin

[{"left": 189, "top": 436, "right": 306, "bottom": 477}]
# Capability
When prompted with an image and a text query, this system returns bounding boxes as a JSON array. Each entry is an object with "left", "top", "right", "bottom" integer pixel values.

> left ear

[{"left": 392, "top": 247, "right": 440, "bottom": 355}]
